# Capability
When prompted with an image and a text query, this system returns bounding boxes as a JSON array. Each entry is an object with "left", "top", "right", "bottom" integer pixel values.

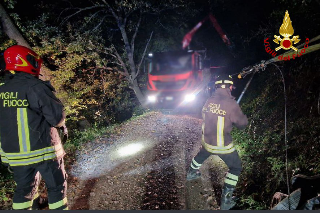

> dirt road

[{"left": 67, "top": 111, "right": 229, "bottom": 210}]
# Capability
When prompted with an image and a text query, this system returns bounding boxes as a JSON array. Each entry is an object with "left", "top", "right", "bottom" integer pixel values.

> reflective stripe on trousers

[
  {"left": 11, "top": 159, "right": 68, "bottom": 210},
  {"left": 224, "top": 172, "right": 239, "bottom": 187}
]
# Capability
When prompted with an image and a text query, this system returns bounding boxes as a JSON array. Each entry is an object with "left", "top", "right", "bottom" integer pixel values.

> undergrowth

[{"left": 231, "top": 58, "right": 320, "bottom": 209}]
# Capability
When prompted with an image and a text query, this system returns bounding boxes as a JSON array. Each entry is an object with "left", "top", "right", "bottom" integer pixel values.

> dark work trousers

[
  {"left": 193, "top": 146, "right": 242, "bottom": 177},
  {"left": 11, "top": 158, "right": 68, "bottom": 210}
]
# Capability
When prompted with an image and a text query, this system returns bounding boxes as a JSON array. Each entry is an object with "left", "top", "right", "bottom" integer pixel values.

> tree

[
  {"left": 62, "top": 0, "right": 191, "bottom": 107},
  {"left": 0, "top": 2, "right": 51, "bottom": 80}
]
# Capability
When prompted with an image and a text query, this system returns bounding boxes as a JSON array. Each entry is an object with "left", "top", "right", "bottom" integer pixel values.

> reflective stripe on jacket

[
  {"left": 202, "top": 88, "right": 248, "bottom": 154},
  {"left": 0, "top": 72, "right": 65, "bottom": 166}
]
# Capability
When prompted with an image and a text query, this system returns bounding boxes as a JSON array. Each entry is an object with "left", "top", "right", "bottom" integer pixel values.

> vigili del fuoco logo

[{"left": 264, "top": 10, "right": 309, "bottom": 61}]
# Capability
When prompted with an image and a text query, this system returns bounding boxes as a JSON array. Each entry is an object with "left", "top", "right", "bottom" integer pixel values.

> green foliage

[
  {"left": 0, "top": 164, "right": 15, "bottom": 210},
  {"left": 238, "top": 194, "right": 267, "bottom": 210},
  {"left": 11, "top": 13, "right": 138, "bottom": 128},
  {"left": 2, "top": 0, "right": 17, "bottom": 9},
  {"left": 64, "top": 124, "right": 111, "bottom": 154},
  {"left": 232, "top": 53, "right": 320, "bottom": 208}
]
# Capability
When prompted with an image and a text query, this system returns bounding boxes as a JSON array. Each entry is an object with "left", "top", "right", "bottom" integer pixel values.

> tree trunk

[
  {"left": 116, "top": 22, "right": 147, "bottom": 108},
  {"left": 131, "top": 78, "right": 147, "bottom": 108},
  {"left": 0, "top": 3, "right": 51, "bottom": 80}
]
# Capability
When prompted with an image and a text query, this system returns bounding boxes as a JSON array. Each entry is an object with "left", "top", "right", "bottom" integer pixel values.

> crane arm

[{"left": 182, "top": 13, "right": 232, "bottom": 49}]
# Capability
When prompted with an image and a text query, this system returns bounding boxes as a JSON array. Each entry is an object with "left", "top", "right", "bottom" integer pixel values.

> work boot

[
  {"left": 186, "top": 168, "right": 201, "bottom": 181},
  {"left": 220, "top": 185, "right": 236, "bottom": 210},
  {"left": 32, "top": 196, "right": 49, "bottom": 210}
]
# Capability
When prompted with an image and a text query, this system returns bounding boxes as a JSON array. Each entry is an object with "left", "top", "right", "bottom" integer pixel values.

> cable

[{"left": 270, "top": 63, "right": 291, "bottom": 210}]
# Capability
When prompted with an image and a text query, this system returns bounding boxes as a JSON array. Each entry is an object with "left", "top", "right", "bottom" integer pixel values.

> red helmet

[{"left": 3, "top": 45, "right": 43, "bottom": 76}]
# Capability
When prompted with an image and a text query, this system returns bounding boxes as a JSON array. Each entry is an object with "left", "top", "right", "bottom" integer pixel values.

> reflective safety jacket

[
  {"left": 0, "top": 72, "right": 65, "bottom": 166},
  {"left": 202, "top": 88, "right": 248, "bottom": 154}
]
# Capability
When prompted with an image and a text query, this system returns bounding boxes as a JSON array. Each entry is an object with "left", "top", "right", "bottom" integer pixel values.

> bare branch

[
  {"left": 60, "top": 5, "right": 105, "bottom": 26},
  {"left": 87, "top": 10, "right": 103, "bottom": 24},
  {"left": 131, "top": 10, "right": 142, "bottom": 54},
  {"left": 112, "top": 46, "right": 130, "bottom": 79},
  {"left": 105, "top": 2, "right": 119, "bottom": 22},
  {"left": 92, "top": 14, "right": 108, "bottom": 31},
  {"left": 117, "top": 22, "right": 136, "bottom": 78},
  {"left": 135, "top": 31, "right": 153, "bottom": 79},
  {"left": 109, "top": 61, "right": 122, "bottom": 66},
  {"left": 107, "top": 53, "right": 119, "bottom": 60}
]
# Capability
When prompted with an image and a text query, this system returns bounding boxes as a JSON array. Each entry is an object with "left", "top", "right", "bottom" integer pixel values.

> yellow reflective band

[
  {"left": 17, "top": 108, "right": 30, "bottom": 152},
  {"left": 13, "top": 200, "right": 32, "bottom": 209},
  {"left": 3, "top": 152, "right": 56, "bottom": 166},
  {"left": 224, "top": 178, "right": 237, "bottom": 186},
  {"left": 217, "top": 116, "right": 225, "bottom": 147},
  {"left": 202, "top": 141, "right": 235, "bottom": 154},
  {"left": 226, "top": 172, "right": 239, "bottom": 181},
  {"left": 191, "top": 164, "right": 198, "bottom": 170},
  {"left": 4, "top": 146, "right": 55, "bottom": 158},
  {"left": 202, "top": 113, "right": 205, "bottom": 143},
  {"left": 17, "top": 108, "right": 24, "bottom": 152},
  {"left": 215, "top": 80, "right": 233, "bottom": 84},
  {"left": 191, "top": 158, "right": 202, "bottom": 169},
  {"left": 0, "top": 146, "right": 59, "bottom": 166},
  {"left": 33, "top": 193, "right": 39, "bottom": 200},
  {"left": 64, "top": 207, "right": 69, "bottom": 210},
  {"left": 192, "top": 158, "right": 202, "bottom": 167},
  {"left": 0, "top": 156, "right": 9, "bottom": 163},
  {"left": 23, "top": 108, "right": 30, "bottom": 151},
  {"left": 49, "top": 197, "right": 68, "bottom": 210},
  {"left": 224, "top": 80, "right": 233, "bottom": 84}
]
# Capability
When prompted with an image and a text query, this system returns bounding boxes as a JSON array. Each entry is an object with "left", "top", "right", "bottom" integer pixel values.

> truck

[
  {"left": 146, "top": 13, "right": 232, "bottom": 110},
  {"left": 146, "top": 50, "right": 207, "bottom": 109}
]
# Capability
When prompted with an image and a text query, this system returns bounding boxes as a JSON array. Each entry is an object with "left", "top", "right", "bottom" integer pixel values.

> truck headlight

[
  {"left": 184, "top": 94, "right": 196, "bottom": 102},
  {"left": 148, "top": 95, "right": 157, "bottom": 102}
]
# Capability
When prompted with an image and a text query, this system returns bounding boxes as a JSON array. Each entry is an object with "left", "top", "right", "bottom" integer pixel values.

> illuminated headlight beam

[
  {"left": 148, "top": 95, "right": 157, "bottom": 102},
  {"left": 184, "top": 94, "right": 196, "bottom": 102},
  {"left": 117, "top": 143, "right": 144, "bottom": 157}
]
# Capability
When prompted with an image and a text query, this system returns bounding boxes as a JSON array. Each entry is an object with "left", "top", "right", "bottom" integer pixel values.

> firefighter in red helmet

[
  {"left": 0, "top": 45, "right": 68, "bottom": 210},
  {"left": 186, "top": 74, "right": 248, "bottom": 210}
]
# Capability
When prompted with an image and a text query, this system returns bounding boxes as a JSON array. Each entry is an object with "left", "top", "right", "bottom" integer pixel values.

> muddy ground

[{"left": 67, "top": 111, "right": 230, "bottom": 210}]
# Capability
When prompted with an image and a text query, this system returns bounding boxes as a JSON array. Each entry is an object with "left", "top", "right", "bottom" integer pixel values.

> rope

[{"left": 271, "top": 63, "right": 291, "bottom": 210}]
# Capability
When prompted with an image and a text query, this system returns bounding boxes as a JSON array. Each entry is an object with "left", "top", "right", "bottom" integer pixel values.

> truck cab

[{"left": 146, "top": 50, "right": 205, "bottom": 108}]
